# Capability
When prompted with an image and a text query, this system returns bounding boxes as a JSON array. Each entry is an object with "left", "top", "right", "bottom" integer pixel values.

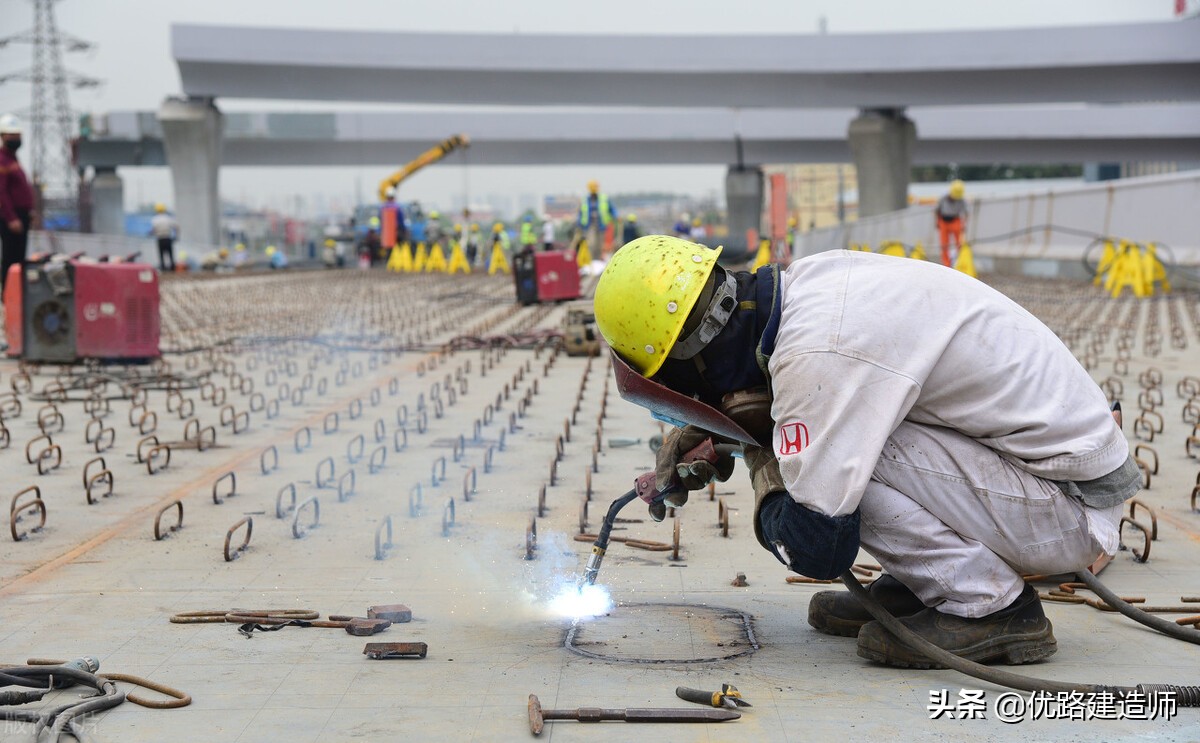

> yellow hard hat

[
  {"left": 154, "top": 203, "right": 166, "bottom": 213},
  {"left": 627, "top": 214, "right": 637, "bottom": 223},
  {"left": 368, "top": 216, "right": 380, "bottom": 229},
  {"left": 235, "top": 243, "right": 246, "bottom": 251},
  {"left": 787, "top": 216, "right": 797, "bottom": 228},
  {"left": 594, "top": 235, "right": 723, "bottom": 377},
  {"left": 587, "top": 180, "right": 599, "bottom": 194},
  {"left": 324, "top": 238, "right": 336, "bottom": 247},
  {"left": 265, "top": 246, "right": 277, "bottom": 256},
  {"left": 430, "top": 210, "right": 440, "bottom": 219},
  {"left": 218, "top": 248, "right": 229, "bottom": 258},
  {"left": 692, "top": 217, "right": 701, "bottom": 226},
  {"left": 471, "top": 223, "right": 479, "bottom": 232},
  {"left": 949, "top": 180, "right": 965, "bottom": 199},
  {"left": 454, "top": 223, "right": 462, "bottom": 230},
  {"left": 493, "top": 222, "right": 504, "bottom": 232}
]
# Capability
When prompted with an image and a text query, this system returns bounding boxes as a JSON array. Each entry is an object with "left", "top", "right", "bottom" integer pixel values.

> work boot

[
  {"left": 807, "top": 575, "right": 926, "bottom": 638},
  {"left": 855, "top": 583, "right": 1056, "bottom": 669}
]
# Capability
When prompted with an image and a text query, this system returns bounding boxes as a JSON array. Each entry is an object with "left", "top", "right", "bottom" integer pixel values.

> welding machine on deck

[
  {"left": 4, "top": 259, "right": 161, "bottom": 363},
  {"left": 512, "top": 249, "right": 581, "bottom": 306}
]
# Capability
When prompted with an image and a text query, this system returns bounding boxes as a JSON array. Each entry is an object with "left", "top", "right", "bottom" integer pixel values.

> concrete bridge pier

[
  {"left": 158, "top": 96, "right": 223, "bottom": 246},
  {"left": 725, "top": 165, "right": 764, "bottom": 256},
  {"left": 89, "top": 166, "right": 125, "bottom": 237},
  {"left": 848, "top": 108, "right": 916, "bottom": 218}
]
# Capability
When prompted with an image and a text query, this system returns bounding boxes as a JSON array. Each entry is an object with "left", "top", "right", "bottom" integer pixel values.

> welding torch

[{"left": 580, "top": 438, "right": 737, "bottom": 588}]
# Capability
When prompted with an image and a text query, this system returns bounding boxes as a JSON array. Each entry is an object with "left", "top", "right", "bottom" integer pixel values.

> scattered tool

[
  {"left": 527, "top": 694, "right": 739, "bottom": 735},
  {"left": 676, "top": 683, "right": 752, "bottom": 709},
  {"left": 363, "top": 642, "right": 428, "bottom": 660}
]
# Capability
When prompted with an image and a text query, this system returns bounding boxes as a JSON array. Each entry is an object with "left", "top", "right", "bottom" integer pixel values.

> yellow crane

[{"left": 377, "top": 134, "right": 471, "bottom": 201}]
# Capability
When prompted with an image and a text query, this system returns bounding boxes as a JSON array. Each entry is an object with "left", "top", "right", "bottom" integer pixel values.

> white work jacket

[{"left": 767, "top": 250, "right": 1127, "bottom": 518}]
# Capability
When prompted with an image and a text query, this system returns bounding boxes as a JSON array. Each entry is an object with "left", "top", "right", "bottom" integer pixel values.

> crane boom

[{"left": 378, "top": 134, "right": 470, "bottom": 202}]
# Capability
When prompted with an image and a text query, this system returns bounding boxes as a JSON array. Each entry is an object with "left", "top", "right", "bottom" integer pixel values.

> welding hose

[
  {"left": 1073, "top": 569, "right": 1200, "bottom": 646},
  {"left": 0, "top": 664, "right": 125, "bottom": 742},
  {"left": 840, "top": 572, "right": 1200, "bottom": 705}
]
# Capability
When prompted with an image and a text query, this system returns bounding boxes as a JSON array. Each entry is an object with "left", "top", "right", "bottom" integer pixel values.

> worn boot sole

[
  {"left": 807, "top": 609, "right": 869, "bottom": 638},
  {"left": 855, "top": 625, "right": 1058, "bottom": 669}
]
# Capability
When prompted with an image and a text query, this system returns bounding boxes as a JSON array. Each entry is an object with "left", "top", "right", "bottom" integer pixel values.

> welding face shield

[{"left": 610, "top": 262, "right": 780, "bottom": 448}]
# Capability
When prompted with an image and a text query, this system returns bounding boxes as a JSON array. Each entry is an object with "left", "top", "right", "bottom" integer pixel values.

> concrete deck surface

[{"left": 1, "top": 267, "right": 1198, "bottom": 742}]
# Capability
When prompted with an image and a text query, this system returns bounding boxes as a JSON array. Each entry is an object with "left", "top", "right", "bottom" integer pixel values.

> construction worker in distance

[
  {"left": 578, "top": 180, "right": 616, "bottom": 256},
  {"left": 936, "top": 179, "right": 968, "bottom": 267},
  {"left": 150, "top": 202, "right": 179, "bottom": 273},
  {"left": 785, "top": 216, "right": 798, "bottom": 252},
  {"left": 541, "top": 216, "right": 556, "bottom": 251},
  {"left": 265, "top": 245, "right": 288, "bottom": 270},
  {"left": 519, "top": 214, "right": 538, "bottom": 252},
  {"left": 466, "top": 223, "right": 481, "bottom": 267},
  {"left": 621, "top": 213, "right": 640, "bottom": 248},
  {"left": 491, "top": 222, "right": 510, "bottom": 252},
  {"left": 379, "top": 187, "right": 407, "bottom": 252},
  {"left": 592, "top": 235, "right": 1137, "bottom": 669},
  {"left": 231, "top": 243, "right": 247, "bottom": 268},
  {"left": 426, "top": 210, "right": 445, "bottom": 251},
  {"left": 673, "top": 213, "right": 691, "bottom": 238},
  {"left": 1, "top": 113, "right": 34, "bottom": 298}
]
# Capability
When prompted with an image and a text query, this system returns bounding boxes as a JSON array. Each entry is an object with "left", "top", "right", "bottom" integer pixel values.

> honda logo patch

[{"left": 778, "top": 422, "right": 810, "bottom": 455}]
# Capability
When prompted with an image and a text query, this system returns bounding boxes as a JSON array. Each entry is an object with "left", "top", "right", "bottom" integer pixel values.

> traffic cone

[
  {"left": 953, "top": 242, "right": 977, "bottom": 278},
  {"left": 752, "top": 238, "right": 771, "bottom": 270},
  {"left": 910, "top": 242, "right": 927, "bottom": 261},
  {"left": 447, "top": 241, "right": 471, "bottom": 274},
  {"left": 426, "top": 242, "right": 449, "bottom": 273},
  {"left": 488, "top": 243, "right": 510, "bottom": 275},
  {"left": 575, "top": 239, "right": 592, "bottom": 268},
  {"left": 413, "top": 242, "right": 428, "bottom": 272},
  {"left": 880, "top": 241, "right": 906, "bottom": 258}
]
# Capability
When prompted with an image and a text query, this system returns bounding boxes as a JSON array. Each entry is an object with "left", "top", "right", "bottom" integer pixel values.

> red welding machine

[{"left": 4, "top": 260, "right": 161, "bottom": 363}]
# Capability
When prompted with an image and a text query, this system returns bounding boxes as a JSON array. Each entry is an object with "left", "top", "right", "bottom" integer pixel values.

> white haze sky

[{"left": 0, "top": 0, "right": 1179, "bottom": 217}]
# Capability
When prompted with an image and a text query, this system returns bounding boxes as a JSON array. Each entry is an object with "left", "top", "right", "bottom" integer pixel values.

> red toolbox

[{"left": 534, "top": 251, "right": 581, "bottom": 302}]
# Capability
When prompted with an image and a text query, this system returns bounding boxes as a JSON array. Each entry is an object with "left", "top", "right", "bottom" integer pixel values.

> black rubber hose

[
  {"left": 0, "top": 665, "right": 125, "bottom": 742},
  {"left": 839, "top": 572, "right": 1200, "bottom": 705},
  {"left": 1074, "top": 569, "right": 1200, "bottom": 646}
]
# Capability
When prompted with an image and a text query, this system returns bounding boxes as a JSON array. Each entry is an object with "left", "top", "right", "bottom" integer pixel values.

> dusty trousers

[{"left": 857, "top": 421, "right": 1122, "bottom": 619}]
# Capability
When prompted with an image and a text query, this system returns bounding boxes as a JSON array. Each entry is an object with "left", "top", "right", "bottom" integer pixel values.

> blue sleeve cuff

[{"left": 756, "top": 492, "right": 861, "bottom": 580}]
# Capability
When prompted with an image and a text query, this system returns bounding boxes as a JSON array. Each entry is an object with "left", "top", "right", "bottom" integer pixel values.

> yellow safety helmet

[
  {"left": 430, "top": 210, "right": 440, "bottom": 219},
  {"left": 594, "top": 235, "right": 725, "bottom": 377},
  {"left": 470, "top": 223, "right": 479, "bottom": 232},
  {"left": 265, "top": 246, "right": 277, "bottom": 257},
  {"left": 218, "top": 248, "right": 229, "bottom": 258},
  {"left": 787, "top": 216, "right": 797, "bottom": 228},
  {"left": 587, "top": 180, "right": 599, "bottom": 194},
  {"left": 492, "top": 222, "right": 504, "bottom": 233},
  {"left": 368, "top": 216, "right": 380, "bottom": 229},
  {"left": 692, "top": 217, "right": 702, "bottom": 226},
  {"left": 154, "top": 203, "right": 166, "bottom": 213},
  {"left": 949, "top": 179, "right": 965, "bottom": 199},
  {"left": 627, "top": 214, "right": 637, "bottom": 223},
  {"left": 324, "top": 238, "right": 336, "bottom": 247},
  {"left": 235, "top": 243, "right": 246, "bottom": 251}
]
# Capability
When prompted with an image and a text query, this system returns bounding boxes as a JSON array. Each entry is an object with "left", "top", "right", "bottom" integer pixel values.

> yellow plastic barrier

[
  {"left": 447, "top": 241, "right": 471, "bottom": 274},
  {"left": 387, "top": 243, "right": 414, "bottom": 273},
  {"left": 488, "top": 243, "right": 510, "bottom": 275},
  {"left": 879, "top": 241, "right": 907, "bottom": 258},
  {"left": 425, "top": 242, "right": 449, "bottom": 273},
  {"left": 752, "top": 238, "right": 772, "bottom": 270},
  {"left": 413, "top": 243, "right": 429, "bottom": 272},
  {"left": 576, "top": 240, "right": 592, "bottom": 268},
  {"left": 1093, "top": 240, "right": 1116, "bottom": 286},
  {"left": 953, "top": 242, "right": 977, "bottom": 278}
]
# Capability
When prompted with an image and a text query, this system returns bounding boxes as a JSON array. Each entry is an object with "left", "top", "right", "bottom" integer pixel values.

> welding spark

[{"left": 549, "top": 583, "right": 613, "bottom": 619}]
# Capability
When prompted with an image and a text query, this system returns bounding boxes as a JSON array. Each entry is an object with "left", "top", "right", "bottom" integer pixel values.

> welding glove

[
  {"left": 744, "top": 444, "right": 787, "bottom": 550},
  {"left": 649, "top": 425, "right": 736, "bottom": 522}
]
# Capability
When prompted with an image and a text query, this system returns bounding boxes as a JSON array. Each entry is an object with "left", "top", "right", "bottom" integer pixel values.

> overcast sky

[{"left": 0, "top": 0, "right": 1180, "bottom": 217}]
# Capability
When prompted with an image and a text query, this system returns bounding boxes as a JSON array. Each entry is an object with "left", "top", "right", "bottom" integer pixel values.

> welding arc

[{"left": 841, "top": 572, "right": 1200, "bottom": 706}]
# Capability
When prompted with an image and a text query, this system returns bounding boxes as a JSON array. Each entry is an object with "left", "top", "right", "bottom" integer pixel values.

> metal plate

[{"left": 564, "top": 602, "right": 758, "bottom": 664}]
